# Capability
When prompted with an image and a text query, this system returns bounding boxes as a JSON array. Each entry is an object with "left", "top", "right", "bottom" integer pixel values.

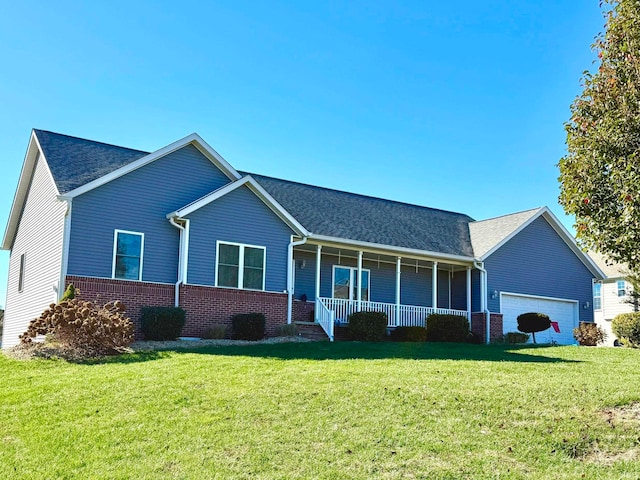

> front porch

[
  {"left": 292, "top": 242, "right": 475, "bottom": 341},
  {"left": 315, "top": 297, "right": 468, "bottom": 341}
]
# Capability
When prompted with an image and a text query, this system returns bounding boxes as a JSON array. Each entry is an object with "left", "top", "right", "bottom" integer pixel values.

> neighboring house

[
  {"left": 1, "top": 130, "right": 605, "bottom": 348},
  {"left": 589, "top": 251, "right": 635, "bottom": 346}
]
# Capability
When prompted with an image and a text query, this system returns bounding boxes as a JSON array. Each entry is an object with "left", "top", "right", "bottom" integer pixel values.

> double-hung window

[
  {"left": 593, "top": 283, "right": 601, "bottom": 310},
  {"left": 216, "top": 241, "right": 265, "bottom": 290},
  {"left": 617, "top": 280, "right": 627, "bottom": 297},
  {"left": 112, "top": 230, "right": 144, "bottom": 281}
]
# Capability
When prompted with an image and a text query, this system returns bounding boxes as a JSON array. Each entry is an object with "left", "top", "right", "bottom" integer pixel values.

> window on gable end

[{"left": 112, "top": 230, "right": 144, "bottom": 281}]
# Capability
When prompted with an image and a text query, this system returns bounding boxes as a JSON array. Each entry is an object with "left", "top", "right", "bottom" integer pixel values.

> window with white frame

[
  {"left": 18, "top": 253, "right": 25, "bottom": 292},
  {"left": 112, "top": 230, "right": 144, "bottom": 281},
  {"left": 618, "top": 280, "right": 627, "bottom": 297},
  {"left": 332, "top": 265, "right": 370, "bottom": 301},
  {"left": 593, "top": 283, "right": 601, "bottom": 310},
  {"left": 216, "top": 241, "right": 265, "bottom": 290}
]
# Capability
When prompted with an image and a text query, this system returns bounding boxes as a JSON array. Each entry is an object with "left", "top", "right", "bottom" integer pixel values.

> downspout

[
  {"left": 287, "top": 236, "right": 308, "bottom": 324},
  {"left": 57, "top": 197, "right": 73, "bottom": 301},
  {"left": 474, "top": 260, "right": 491, "bottom": 344},
  {"left": 169, "top": 216, "right": 186, "bottom": 307}
]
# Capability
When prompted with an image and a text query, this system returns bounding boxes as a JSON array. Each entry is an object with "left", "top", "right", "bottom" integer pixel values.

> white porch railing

[
  {"left": 315, "top": 298, "right": 335, "bottom": 341},
  {"left": 318, "top": 297, "right": 467, "bottom": 328}
]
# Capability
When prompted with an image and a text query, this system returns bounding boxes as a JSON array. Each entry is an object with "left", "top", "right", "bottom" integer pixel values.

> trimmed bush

[
  {"left": 389, "top": 326, "right": 427, "bottom": 342},
  {"left": 202, "top": 324, "right": 228, "bottom": 339},
  {"left": 141, "top": 307, "right": 186, "bottom": 341},
  {"left": 517, "top": 312, "right": 551, "bottom": 344},
  {"left": 19, "top": 298, "right": 134, "bottom": 357},
  {"left": 231, "top": 313, "right": 266, "bottom": 341},
  {"left": 501, "top": 332, "right": 531, "bottom": 344},
  {"left": 425, "top": 314, "right": 470, "bottom": 342},
  {"left": 348, "top": 311, "right": 388, "bottom": 341},
  {"left": 276, "top": 323, "right": 299, "bottom": 337},
  {"left": 612, "top": 312, "right": 640, "bottom": 347},
  {"left": 573, "top": 322, "right": 606, "bottom": 346}
]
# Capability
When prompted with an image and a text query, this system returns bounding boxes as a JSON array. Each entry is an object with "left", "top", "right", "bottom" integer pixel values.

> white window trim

[
  {"left": 112, "top": 229, "right": 145, "bottom": 281},
  {"left": 593, "top": 283, "right": 602, "bottom": 311},
  {"left": 18, "top": 252, "right": 25, "bottom": 293},
  {"left": 215, "top": 240, "right": 266, "bottom": 291},
  {"left": 331, "top": 265, "right": 371, "bottom": 301},
  {"left": 617, "top": 280, "right": 627, "bottom": 297}
]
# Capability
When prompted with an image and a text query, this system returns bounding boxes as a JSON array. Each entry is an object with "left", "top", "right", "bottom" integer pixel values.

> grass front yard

[{"left": 2, "top": 342, "right": 640, "bottom": 479}]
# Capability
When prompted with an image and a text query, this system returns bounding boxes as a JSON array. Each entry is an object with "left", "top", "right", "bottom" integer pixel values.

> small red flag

[{"left": 550, "top": 321, "right": 560, "bottom": 333}]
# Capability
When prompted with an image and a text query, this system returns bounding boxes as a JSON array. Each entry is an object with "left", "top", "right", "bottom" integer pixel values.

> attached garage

[{"left": 500, "top": 292, "right": 579, "bottom": 345}]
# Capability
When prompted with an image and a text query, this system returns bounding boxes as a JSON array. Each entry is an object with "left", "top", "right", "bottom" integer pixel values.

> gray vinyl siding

[
  {"left": 292, "top": 249, "right": 460, "bottom": 308},
  {"left": 186, "top": 185, "right": 295, "bottom": 292},
  {"left": 485, "top": 216, "right": 594, "bottom": 322},
  {"left": 2, "top": 154, "right": 67, "bottom": 348},
  {"left": 67, "top": 145, "right": 231, "bottom": 283}
]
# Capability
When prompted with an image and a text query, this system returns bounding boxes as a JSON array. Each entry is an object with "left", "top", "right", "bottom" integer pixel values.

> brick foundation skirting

[
  {"left": 66, "top": 276, "right": 288, "bottom": 339},
  {"left": 471, "top": 312, "right": 504, "bottom": 343}
]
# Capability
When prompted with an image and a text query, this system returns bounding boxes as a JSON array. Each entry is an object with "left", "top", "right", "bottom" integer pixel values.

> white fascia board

[
  {"left": 306, "top": 233, "right": 476, "bottom": 266},
  {"left": 63, "top": 133, "right": 242, "bottom": 199},
  {"left": 539, "top": 208, "right": 606, "bottom": 280},
  {"left": 168, "top": 177, "right": 252, "bottom": 218},
  {"left": 2, "top": 131, "right": 61, "bottom": 250},
  {"left": 480, "top": 206, "right": 606, "bottom": 280},
  {"left": 167, "top": 176, "right": 309, "bottom": 237}
]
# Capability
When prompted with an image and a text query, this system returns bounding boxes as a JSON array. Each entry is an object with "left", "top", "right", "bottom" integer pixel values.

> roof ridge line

[
  {"left": 34, "top": 129, "right": 150, "bottom": 154},
  {"left": 470, "top": 207, "right": 543, "bottom": 224},
  {"left": 247, "top": 172, "right": 475, "bottom": 220}
]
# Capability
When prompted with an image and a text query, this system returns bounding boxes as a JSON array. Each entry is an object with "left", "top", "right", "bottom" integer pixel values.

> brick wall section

[
  {"left": 179, "top": 284, "right": 288, "bottom": 338},
  {"left": 66, "top": 276, "right": 174, "bottom": 339},
  {"left": 66, "top": 276, "right": 289, "bottom": 339},
  {"left": 293, "top": 300, "right": 315, "bottom": 322},
  {"left": 471, "top": 312, "right": 504, "bottom": 343}
]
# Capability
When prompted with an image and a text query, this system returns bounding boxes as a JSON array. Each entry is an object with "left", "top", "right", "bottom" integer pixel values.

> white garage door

[{"left": 501, "top": 293, "right": 579, "bottom": 345}]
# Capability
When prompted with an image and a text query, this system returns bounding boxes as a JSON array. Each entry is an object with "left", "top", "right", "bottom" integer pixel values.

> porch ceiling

[{"left": 295, "top": 243, "right": 470, "bottom": 272}]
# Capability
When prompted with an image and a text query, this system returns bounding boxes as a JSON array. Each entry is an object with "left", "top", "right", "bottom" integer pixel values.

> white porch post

[
  {"left": 315, "top": 245, "right": 322, "bottom": 300},
  {"left": 432, "top": 261, "right": 438, "bottom": 311},
  {"left": 357, "top": 250, "right": 363, "bottom": 312},
  {"left": 466, "top": 266, "right": 472, "bottom": 323},
  {"left": 315, "top": 245, "right": 322, "bottom": 323},
  {"left": 395, "top": 257, "right": 401, "bottom": 326}
]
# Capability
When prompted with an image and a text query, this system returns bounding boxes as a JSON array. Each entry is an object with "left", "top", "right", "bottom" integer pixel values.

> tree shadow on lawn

[{"left": 107, "top": 341, "right": 579, "bottom": 364}]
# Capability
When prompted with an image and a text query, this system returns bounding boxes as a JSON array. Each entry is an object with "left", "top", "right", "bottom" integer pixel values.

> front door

[{"left": 332, "top": 266, "right": 370, "bottom": 301}]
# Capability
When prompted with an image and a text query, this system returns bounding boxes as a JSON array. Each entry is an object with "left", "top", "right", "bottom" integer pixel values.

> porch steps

[
  {"left": 295, "top": 322, "right": 352, "bottom": 341},
  {"left": 295, "top": 322, "right": 329, "bottom": 341}
]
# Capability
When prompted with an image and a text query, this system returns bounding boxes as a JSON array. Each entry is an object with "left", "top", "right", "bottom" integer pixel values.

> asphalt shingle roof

[
  {"left": 31, "top": 129, "right": 541, "bottom": 260},
  {"left": 249, "top": 174, "right": 476, "bottom": 257},
  {"left": 468, "top": 208, "right": 542, "bottom": 258},
  {"left": 35, "top": 130, "right": 149, "bottom": 194},
  {"left": 588, "top": 250, "right": 628, "bottom": 278}
]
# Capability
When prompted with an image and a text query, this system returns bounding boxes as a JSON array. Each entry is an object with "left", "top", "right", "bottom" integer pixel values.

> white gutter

[
  {"left": 169, "top": 216, "right": 188, "bottom": 307},
  {"left": 474, "top": 260, "right": 491, "bottom": 344},
  {"left": 287, "top": 236, "right": 308, "bottom": 324}
]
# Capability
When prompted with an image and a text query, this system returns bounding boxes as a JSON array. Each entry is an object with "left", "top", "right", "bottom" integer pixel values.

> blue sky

[{"left": 0, "top": 0, "right": 603, "bottom": 307}]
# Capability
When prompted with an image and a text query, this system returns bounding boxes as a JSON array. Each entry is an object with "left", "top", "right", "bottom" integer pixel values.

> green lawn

[{"left": 1, "top": 342, "right": 640, "bottom": 479}]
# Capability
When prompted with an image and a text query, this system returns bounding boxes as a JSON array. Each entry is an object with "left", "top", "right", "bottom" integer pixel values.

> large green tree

[{"left": 559, "top": 0, "right": 640, "bottom": 272}]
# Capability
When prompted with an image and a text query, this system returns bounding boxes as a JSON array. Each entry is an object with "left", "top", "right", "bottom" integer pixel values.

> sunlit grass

[{"left": 1, "top": 342, "right": 640, "bottom": 479}]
